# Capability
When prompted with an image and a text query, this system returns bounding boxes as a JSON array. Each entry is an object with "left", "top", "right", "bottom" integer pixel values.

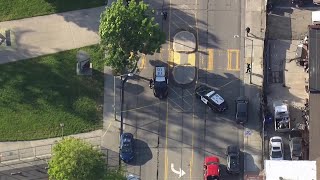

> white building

[{"left": 264, "top": 160, "right": 317, "bottom": 180}]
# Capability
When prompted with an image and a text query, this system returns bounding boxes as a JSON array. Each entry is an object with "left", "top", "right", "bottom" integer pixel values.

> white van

[{"left": 312, "top": 11, "right": 320, "bottom": 25}]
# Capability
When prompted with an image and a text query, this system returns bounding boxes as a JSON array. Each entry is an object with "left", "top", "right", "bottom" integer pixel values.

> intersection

[{"left": 117, "top": 0, "right": 245, "bottom": 179}]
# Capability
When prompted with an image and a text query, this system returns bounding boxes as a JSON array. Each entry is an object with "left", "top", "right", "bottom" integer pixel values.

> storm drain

[{"left": 268, "top": 71, "right": 283, "bottom": 84}]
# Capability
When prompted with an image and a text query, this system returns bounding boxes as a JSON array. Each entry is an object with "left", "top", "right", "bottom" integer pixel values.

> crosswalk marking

[
  {"left": 174, "top": 51, "right": 181, "bottom": 65},
  {"left": 207, "top": 49, "right": 214, "bottom": 71},
  {"left": 188, "top": 53, "right": 196, "bottom": 66},
  {"left": 227, "top": 49, "right": 240, "bottom": 71},
  {"left": 168, "top": 50, "right": 174, "bottom": 66}
]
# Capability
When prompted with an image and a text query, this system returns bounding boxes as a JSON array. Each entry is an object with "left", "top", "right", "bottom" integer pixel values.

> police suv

[
  {"left": 195, "top": 85, "right": 227, "bottom": 112},
  {"left": 152, "top": 66, "right": 168, "bottom": 99}
]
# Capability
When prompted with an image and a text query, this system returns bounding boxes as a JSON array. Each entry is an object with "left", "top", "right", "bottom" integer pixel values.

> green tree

[
  {"left": 48, "top": 138, "right": 106, "bottom": 180},
  {"left": 99, "top": 0, "right": 166, "bottom": 73}
]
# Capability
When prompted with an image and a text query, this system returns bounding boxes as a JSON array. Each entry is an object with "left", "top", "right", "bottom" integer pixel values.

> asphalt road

[{"left": 119, "top": 0, "right": 244, "bottom": 179}]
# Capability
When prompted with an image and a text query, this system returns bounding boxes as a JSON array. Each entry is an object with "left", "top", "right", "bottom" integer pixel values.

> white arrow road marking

[{"left": 170, "top": 163, "right": 186, "bottom": 178}]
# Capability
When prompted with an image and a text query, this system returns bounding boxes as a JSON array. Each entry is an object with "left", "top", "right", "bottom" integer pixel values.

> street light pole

[
  {"left": 119, "top": 73, "right": 133, "bottom": 135},
  {"left": 247, "top": 37, "right": 253, "bottom": 84}
]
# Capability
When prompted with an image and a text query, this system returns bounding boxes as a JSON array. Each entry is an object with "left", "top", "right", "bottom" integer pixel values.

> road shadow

[
  {"left": 127, "top": 139, "right": 153, "bottom": 166},
  {"left": 242, "top": 151, "right": 260, "bottom": 173}
]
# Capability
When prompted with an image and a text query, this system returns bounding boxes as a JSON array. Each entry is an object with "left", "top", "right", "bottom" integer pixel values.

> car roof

[
  {"left": 205, "top": 156, "right": 219, "bottom": 176},
  {"left": 291, "top": 137, "right": 302, "bottom": 143},
  {"left": 155, "top": 66, "right": 166, "bottom": 77},
  {"left": 270, "top": 136, "right": 282, "bottom": 141},
  {"left": 206, "top": 164, "right": 219, "bottom": 176},
  {"left": 237, "top": 102, "right": 247, "bottom": 112}
]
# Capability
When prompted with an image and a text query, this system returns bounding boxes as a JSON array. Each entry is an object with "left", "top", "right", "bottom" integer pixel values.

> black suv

[
  {"left": 195, "top": 85, "right": 227, "bottom": 112},
  {"left": 226, "top": 145, "right": 240, "bottom": 174},
  {"left": 151, "top": 66, "right": 168, "bottom": 99},
  {"left": 235, "top": 96, "right": 248, "bottom": 124}
]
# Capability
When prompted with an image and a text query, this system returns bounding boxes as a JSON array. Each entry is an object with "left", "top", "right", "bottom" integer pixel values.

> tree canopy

[
  {"left": 48, "top": 138, "right": 106, "bottom": 180},
  {"left": 99, "top": 0, "right": 166, "bottom": 73}
]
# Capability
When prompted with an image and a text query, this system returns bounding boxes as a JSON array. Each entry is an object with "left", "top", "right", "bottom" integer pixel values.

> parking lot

[{"left": 265, "top": 1, "right": 313, "bottom": 161}]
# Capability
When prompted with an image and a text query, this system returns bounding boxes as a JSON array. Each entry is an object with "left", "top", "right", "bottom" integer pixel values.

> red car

[{"left": 204, "top": 156, "right": 220, "bottom": 180}]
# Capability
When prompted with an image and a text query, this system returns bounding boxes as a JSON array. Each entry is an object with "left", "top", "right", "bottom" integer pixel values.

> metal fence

[
  {"left": 0, "top": 136, "right": 102, "bottom": 163},
  {"left": 0, "top": 136, "right": 119, "bottom": 180}
]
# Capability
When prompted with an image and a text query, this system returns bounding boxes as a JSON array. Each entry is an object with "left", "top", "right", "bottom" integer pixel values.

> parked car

[
  {"left": 151, "top": 66, "right": 168, "bottom": 99},
  {"left": 120, "top": 133, "right": 134, "bottom": 163},
  {"left": 204, "top": 156, "right": 220, "bottom": 180},
  {"left": 289, "top": 137, "right": 303, "bottom": 160},
  {"left": 235, "top": 96, "right": 248, "bottom": 124},
  {"left": 195, "top": 85, "right": 228, "bottom": 112},
  {"left": 269, "top": 136, "right": 284, "bottom": 160},
  {"left": 289, "top": 128, "right": 303, "bottom": 160},
  {"left": 226, "top": 145, "right": 240, "bottom": 174}
]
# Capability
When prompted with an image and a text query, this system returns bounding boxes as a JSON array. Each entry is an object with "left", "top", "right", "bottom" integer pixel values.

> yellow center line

[{"left": 164, "top": 0, "right": 172, "bottom": 178}]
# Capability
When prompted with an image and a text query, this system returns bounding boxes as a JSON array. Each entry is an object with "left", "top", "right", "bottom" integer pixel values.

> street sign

[{"left": 245, "top": 129, "right": 252, "bottom": 136}]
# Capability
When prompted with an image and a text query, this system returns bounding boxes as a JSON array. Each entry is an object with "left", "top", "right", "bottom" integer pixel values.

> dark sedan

[
  {"left": 289, "top": 128, "right": 303, "bottom": 160},
  {"left": 226, "top": 145, "right": 240, "bottom": 174},
  {"left": 195, "top": 85, "right": 228, "bottom": 112},
  {"left": 235, "top": 96, "right": 248, "bottom": 124},
  {"left": 289, "top": 137, "right": 303, "bottom": 160},
  {"left": 120, "top": 133, "right": 134, "bottom": 163}
]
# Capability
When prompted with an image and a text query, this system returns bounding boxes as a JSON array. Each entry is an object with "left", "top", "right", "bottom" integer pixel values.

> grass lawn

[
  {"left": 0, "top": 0, "right": 107, "bottom": 22},
  {"left": 0, "top": 45, "right": 105, "bottom": 141}
]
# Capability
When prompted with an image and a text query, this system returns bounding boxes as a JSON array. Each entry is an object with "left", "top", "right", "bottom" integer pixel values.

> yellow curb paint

[{"left": 139, "top": 54, "right": 146, "bottom": 70}]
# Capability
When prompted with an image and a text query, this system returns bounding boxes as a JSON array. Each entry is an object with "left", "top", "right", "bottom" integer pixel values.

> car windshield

[
  {"left": 292, "top": 143, "right": 302, "bottom": 154},
  {"left": 271, "top": 139, "right": 281, "bottom": 143},
  {"left": 207, "top": 176, "right": 219, "bottom": 180},
  {"left": 271, "top": 151, "right": 282, "bottom": 158},
  {"left": 206, "top": 161, "right": 219, "bottom": 165}
]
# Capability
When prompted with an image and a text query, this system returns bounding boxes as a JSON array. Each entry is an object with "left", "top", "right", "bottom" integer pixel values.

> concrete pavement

[
  {"left": 0, "top": 6, "right": 103, "bottom": 64},
  {"left": 242, "top": 0, "right": 266, "bottom": 178}
]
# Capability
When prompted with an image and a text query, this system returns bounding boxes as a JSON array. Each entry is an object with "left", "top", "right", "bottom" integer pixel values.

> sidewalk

[
  {"left": 0, "top": 6, "right": 104, "bottom": 64},
  {"left": 0, "top": 1, "right": 119, "bottom": 166},
  {"left": 243, "top": 0, "right": 266, "bottom": 178}
]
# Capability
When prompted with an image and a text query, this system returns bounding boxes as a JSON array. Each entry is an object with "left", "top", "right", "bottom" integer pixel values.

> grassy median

[
  {"left": 0, "top": 0, "right": 107, "bottom": 22},
  {"left": 0, "top": 45, "right": 105, "bottom": 141}
]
